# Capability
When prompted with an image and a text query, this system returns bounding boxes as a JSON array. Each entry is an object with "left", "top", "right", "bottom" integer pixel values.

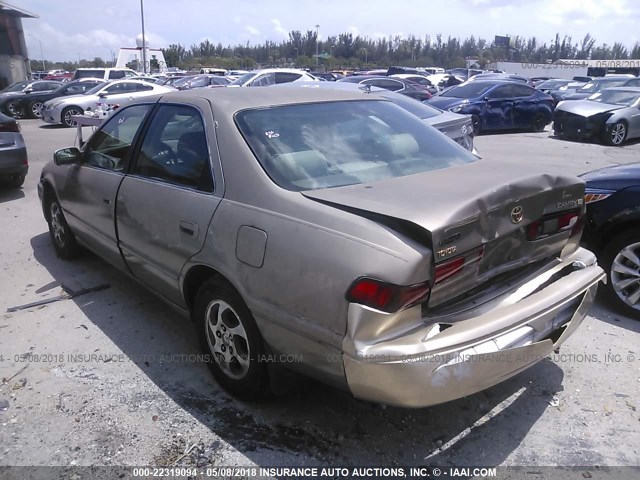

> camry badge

[{"left": 511, "top": 206, "right": 524, "bottom": 224}]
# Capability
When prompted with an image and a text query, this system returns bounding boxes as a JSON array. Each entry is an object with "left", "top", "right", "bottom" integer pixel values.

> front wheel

[
  {"left": 27, "top": 100, "right": 44, "bottom": 119},
  {"left": 601, "top": 231, "right": 640, "bottom": 319},
  {"left": 195, "top": 278, "right": 268, "bottom": 399},
  {"left": 61, "top": 106, "right": 84, "bottom": 127},
  {"left": 46, "top": 195, "right": 81, "bottom": 259},
  {"left": 604, "top": 121, "right": 627, "bottom": 146}
]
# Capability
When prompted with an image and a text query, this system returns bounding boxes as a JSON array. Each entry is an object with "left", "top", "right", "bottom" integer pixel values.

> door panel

[
  {"left": 116, "top": 103, "right": 221, "bottom": 306},
  {"left": 511, "top": 85, "right": 539, "bottom": 128},
  {"left": 59, "top": 104, "right": 151, "bottom": 269}
]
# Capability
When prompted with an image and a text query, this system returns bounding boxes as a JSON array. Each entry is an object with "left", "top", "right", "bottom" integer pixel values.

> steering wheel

[{"left": 154, "top": 142, "right": 178, "bottom": 165}]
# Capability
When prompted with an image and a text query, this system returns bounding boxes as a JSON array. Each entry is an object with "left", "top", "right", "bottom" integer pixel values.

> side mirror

[
  {"left": 483, "top": 96, "right": 490, "bottom": 101},
  {"left": 98, "top": 92, "right": 108, "bottom": 98},
  {"left": 54, "top": 147, "right": 81, "bottom": 166},
  {"left": 23, "top": 88, "right": 33, "bottom": 94}
]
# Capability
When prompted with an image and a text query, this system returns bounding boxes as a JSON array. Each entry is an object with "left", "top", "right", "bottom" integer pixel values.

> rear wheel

[
  {"left": 195, "top": 278, "right": 268, "bottom": 399},
  {"left": 5, "top": 101, "right": 20, "bottom": 117},
  {"left": 27, "top": 100, "right": 44, "bottom": 119},
  {"left": 61, "top": 106, "right": 84, "bottom": 127},
  {"left": 46, "top": 194, "right": 81, "bottom": 259},
  {"left": 601, "top": 231, "right": 640, "bottom": 319},
  {"left": 604, "top": 121, "right": 627, "bottom": 146},
  {"left": 531, "top": 113, "right": 547, "bottom": 132}
]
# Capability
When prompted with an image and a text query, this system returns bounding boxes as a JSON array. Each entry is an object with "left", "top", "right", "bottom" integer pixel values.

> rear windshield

[
  {"left": 375, "top": 91, "right": 441, "bottom": 118},
  {"left": 235, "top": 100, "right": 474, "bottom": 191}
]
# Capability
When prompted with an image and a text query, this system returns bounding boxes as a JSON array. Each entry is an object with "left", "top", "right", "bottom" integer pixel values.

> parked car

[
  {"left": 426, "top": 74, "right": 464, "bottom": 90},
  {"left": 535, "top": 78, "right": 574, "bottom": 94},
  {"left": 427, "top": 80, "right": 554, "bottom": 134},
  {"left": 72, "top": 68, "right": 138, "bottom": 81},
  {"left": 310, "top": 72, "right": 343, "bottom": 81},
  {"left": 174, "top": 74, "right": 230, "bottom": 90},
  {"left": 229, "top": 69, "right": 318, "bottom": 87},
  {"left": 553, "top": 77, "right": 631, "bottom": 102},
  {"left": 391, "top": 74, "right": 438, "bottom": 93},
  {"left": 581, "top": 163, "right": 640, "bottom": 318},
  {"left": 0, "top": 80, "right": 63, "bottom": 116},
  {"left": 9, "top": 78, "right": 103, "bottom": 119},
  {"left": 622, "top": 77, "right": 640, "bottom": 88},
  {"left": 0, "top": 112, "right": 28, "bottom": 188},
  {"left": 338, "top": 75, "right": 432, "bottom": 101},
  {"left": 38, "top": 87, "right": 604, "bottom": 407},
  {"left": 466, "top": 73, "right": 533, "bottom": 85},
  {"left": 282, "top": 81, "right": 476, "bottom": 153},
  {"left": 553, "top": 87, "right": 640, "bottom": 146},
  {"left": 41, "top": 80, "right": 174, "bottom": 127}
]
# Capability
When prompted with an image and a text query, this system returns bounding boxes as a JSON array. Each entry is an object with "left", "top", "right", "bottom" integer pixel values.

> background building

[{"left": 0, "top": 1, "right": 37, "bottom": 89}]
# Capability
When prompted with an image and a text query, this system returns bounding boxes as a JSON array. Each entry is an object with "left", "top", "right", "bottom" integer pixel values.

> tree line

[{"left": 31, "top": 31, "right": 640, "bottom": 72}]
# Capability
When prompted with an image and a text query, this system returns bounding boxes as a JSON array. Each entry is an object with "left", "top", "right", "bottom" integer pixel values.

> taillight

[
  {"left": 526, "top": 209, "right": 582, "bottom": 241},
  {"left": 434, "top": 246, "right": 484, "bottom": 285},
  {"left": 0, "top": 120, "right": 20, "bottom": 133},
  {"left": 584, "top": 189, "right": 614, "bottom": 204},
  {"left": 346, "top": 277, "right": 431, "bottom": 313}
]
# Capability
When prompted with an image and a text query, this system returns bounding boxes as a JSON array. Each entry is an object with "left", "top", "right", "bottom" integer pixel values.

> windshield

[
  {"left": 442, "top": 82, "right": 495, "bottom": 98},
  {"left": 588, "top": 90, "right": 640, "bottom": 106},
  {"left": 236, "top": 100, "right": 474, "bottom": 191},
  {"left": 231, "top": 72, "right": 256, "bottom": 86},
  {"left": 84, "top": 82, "right": 109, "bottom": 95},
  {"left": 4, "top": 81, "right": 29, "bottom": 92}
]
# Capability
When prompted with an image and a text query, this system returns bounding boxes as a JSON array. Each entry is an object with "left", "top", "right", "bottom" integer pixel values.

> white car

[
  {"left": 228, "top": 68, "right": 318, "bottom": 87},
  {"left": 41, "top": 80, "right": 174, "bottom": 127}
]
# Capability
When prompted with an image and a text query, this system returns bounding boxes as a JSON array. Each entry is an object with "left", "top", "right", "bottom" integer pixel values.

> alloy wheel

[
  {"left": 50, "top": 202, "right": 66, "bottom": 248},
  {"left": 204, "top": 299, "right": 251, "bottom": 380},
  {"left": 610, "top": 241, "right": 640, "bottom": 311},
  {"left": 63, "top": 108, "right": 82, "bottom": 127},
  {"left": 610, "top": 123, "right": 626, "bottom": 145},
  {"left": 6, "top": 102, "right": 19, "bottom": 117},
  {"left": 31, "top": 102, "right": 43, "bottom": 118}
]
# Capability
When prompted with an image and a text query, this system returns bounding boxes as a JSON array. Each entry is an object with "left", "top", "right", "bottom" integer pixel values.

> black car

[
  {"left": 0, "top": 80, "right": 62, "bottom": 117},
  {"left": 581, "top": 163, "right": 640, "bottom": 318},
  {"left": 337, "top": 75, "right": 432, "bottom": 101},
  {"left": 9, "top": 79, "right": 103, "bottom": 119}
]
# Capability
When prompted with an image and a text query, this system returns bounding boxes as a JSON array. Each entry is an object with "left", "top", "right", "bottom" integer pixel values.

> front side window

[
  {"left": 134, "top": 105, "right": 213, "bottom": 191},
  {"left": 236, "top": 100, "right": 475, "bottom": 191},
  {"left": 249, "top": 73, "right": 276, "bottom": 87},
  {"left": 442, "top": 82, "right": 496, "bottom": 98},
  {"left": 83, "top": 105, "right": 151, "bottom": 171}
]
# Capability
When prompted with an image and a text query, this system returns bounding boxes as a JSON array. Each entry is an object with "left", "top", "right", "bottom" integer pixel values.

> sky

[{"left": 12, "top": 0, "right": 640, "bottom": 62}]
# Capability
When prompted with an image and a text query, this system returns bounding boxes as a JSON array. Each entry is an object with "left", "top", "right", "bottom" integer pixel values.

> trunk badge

[{"left": 511, "top": 206, "right": 524, "bottom": 224}]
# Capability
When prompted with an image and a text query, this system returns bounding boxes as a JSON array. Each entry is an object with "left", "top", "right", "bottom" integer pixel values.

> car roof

[{"left": 158, "top": 86, "right": 384, "bottom": 115}]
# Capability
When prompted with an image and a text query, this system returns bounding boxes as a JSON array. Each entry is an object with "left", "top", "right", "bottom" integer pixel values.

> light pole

[
  {"left": 140, "top": 0, "right": 147, "bottom": 73},
  {"left": 315, "top": 24, "right": 320, "bottom": 67},
  {"left": 28, "top": 34, "right": 46, "bottom": 71}
]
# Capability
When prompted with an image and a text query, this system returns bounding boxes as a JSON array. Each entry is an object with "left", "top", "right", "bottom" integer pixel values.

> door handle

[
  {"left": 103, "top": 198, "right": 111, "bottom": 205},
  {"left": 179, "top": 220, "right": 199, "bottom": 237}
]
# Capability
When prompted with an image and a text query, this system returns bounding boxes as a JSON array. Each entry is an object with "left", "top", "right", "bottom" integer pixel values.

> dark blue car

[{"left": 427, "top": 80, "right": 554, "bottom": 134}]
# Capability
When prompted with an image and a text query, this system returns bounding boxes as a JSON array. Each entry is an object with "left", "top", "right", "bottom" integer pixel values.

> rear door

[
  {"left": 58, "top": 104, "right": 152, "bottom": 269},
  {"left": 510, "top": 84, "right": 540, "bottom": 128},
  {"left": 116, "top": 100, "right": 222, "bottom": 305},
  {"left": 484, "top": 84, "right": 514, "bottom": 129}
]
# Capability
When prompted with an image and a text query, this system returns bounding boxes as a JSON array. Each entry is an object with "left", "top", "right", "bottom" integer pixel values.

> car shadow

[
  {"left": 29, "top": 232, "right": 566, "bottom": 467},
  {"left": 38, "top": 123, "right": 66, "bottom": 129},
  {"left": 0, "top": 186, "right": 25, "bottom": 202},
  {"left": 478, "top": 127, "right": 547, "bottom": 136},
  {"left": 549, "top": 134, "right": 640, "bottom": 148}
]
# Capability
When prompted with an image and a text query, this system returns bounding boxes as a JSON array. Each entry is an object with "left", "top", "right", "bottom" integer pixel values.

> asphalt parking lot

[{"left": 1, "top": 120, "right": 640, "bottom": 472}]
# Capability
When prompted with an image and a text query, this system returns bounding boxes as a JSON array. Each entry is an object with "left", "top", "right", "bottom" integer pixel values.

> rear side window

[
  {"left": 511, "top": 85, "right": 535, "bottom": 97},
  {"left": 275, "top": 72, "right": 302, "bottom": 84},
  {"left": 134, "top": 105, "right": 213, "bottom": 192},
  {"left": 76, "top": 69, "right": 104, "bottom": 79},
  {"left": 365, "top": 78, "right": 404, "bottom": 91},
  {"left": 109, "top": 70, "right": 125, "bottom": 79}
]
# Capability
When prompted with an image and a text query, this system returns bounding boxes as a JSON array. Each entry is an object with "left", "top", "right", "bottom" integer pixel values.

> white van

[{"left": 72, "top": 68, "right": 137, "bottom": 81}]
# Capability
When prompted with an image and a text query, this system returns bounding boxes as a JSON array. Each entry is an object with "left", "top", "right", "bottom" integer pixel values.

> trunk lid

[{"left": 302, "top": 160, "right": 585, "bottom": 306}]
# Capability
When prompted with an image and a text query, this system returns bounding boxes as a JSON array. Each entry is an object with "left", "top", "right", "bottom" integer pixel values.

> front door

[
  {"left": 484, "top": 84, "right": 514, "bottom": 130},
  {"left": 58, "top": 104, "right": 151, "bottom": 269},
  {"left": 116, "top": 102, "right": 222, "bottom": 306}
]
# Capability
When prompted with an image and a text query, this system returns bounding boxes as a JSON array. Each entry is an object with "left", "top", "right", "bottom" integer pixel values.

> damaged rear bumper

[{"left": 342, "top": 247, "right": 604, "bottom": 408}]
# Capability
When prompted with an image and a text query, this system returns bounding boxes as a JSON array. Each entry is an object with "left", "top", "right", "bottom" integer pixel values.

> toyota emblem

[{"left": 511, "top": 206, "right": 524, "bottom": 224}]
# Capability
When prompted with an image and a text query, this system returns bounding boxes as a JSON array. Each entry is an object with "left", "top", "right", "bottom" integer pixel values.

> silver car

[
  {"left": 38, "top": 88, "right": 604, "bottom": 407},
  {"left": 40, "top": 80, "right": 175, "bottom": 127},
  {"left": 554, "top": 87, "right": 640, "bottom": 146}
]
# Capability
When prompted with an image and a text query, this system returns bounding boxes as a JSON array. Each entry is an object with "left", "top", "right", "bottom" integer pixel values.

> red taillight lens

[
  {"left": 346, "top": 278, "right": 431, "bottom": 313},
  {"left": 0, "top": 120, "right": 20, "bottom": 133},
  {"left": 526, "top": 209, "right": 582, "bottom": 241},
  {"left": 434, "top": 246, "right": 484, "bottom": 285}
]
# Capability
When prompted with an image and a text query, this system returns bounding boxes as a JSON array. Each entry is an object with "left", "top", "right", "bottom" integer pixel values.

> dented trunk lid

[{"left": 302, "top": 160, "right": 585, "bottom": 306}]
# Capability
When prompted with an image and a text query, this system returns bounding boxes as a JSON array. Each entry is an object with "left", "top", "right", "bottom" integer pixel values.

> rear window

[
  {"left": 442, "top": 82, "right": 495, "bottom": 98},
  {"left": 235, "top": 100, "right": 474, "bottom": 191}
]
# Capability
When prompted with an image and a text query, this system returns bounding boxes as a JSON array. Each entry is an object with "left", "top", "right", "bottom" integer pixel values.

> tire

[
  {"left": 46, "top": 194, "right": 81, "bottom": 259},
  {"left": 553, "top": 121, "right": 563, "bottom": 138},
  {"left": 471, "top": 115, "right": 482, "bottom": 135},
  {"left": 195, "top": 278, "right": 268, "bottom": 399},
  {"left": 27, "top": 100, "right": 44, "bottom": 119},
  {"left": 5, "top": 101, "right": 20, "bottom": 118},
  {"left": 601, "top": 231, "right": 640, "bottom": 319},
  {"left": 604, "top": 121, "right": 627, "bottom": 146},
  {"left": 61, "top": 106, "right": 84, "bottom": 128},
  {"left": 531, "top": 113, "right": 547, "bottom": 132},
  {"left": 8, "top": 174, "right": 26, "bottom": 188}
]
